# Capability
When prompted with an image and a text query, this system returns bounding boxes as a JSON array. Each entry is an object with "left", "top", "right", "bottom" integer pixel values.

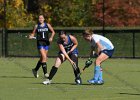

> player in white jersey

[{"left": 82, "top": 28, "right": 114, "bottom": 85}]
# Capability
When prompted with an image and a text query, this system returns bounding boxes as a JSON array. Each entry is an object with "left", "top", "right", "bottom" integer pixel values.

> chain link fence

[
  {"left": 0, "top": 29, "right": 2, "bottom": 57},
  {"left": 0, "top": 28, "right": 139, "bottom": 58}
]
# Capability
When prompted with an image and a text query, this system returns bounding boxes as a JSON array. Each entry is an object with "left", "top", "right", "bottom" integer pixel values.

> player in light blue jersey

[{"left": 82, "top": 28, "right": 114, "bottom": 85}]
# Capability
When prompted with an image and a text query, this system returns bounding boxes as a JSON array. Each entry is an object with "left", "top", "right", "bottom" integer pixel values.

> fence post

[
  {"left": 102, "top": 0, "right": 105, "bottom": 36},
  {"left": 2, "top": 0, "right": 7, "bottom": 57},
  {"left": 132, "top": 32, "right": 135, "bottom": 58},
  {"left": 2, "top": 29, "right": 4, "bottom": 57}
]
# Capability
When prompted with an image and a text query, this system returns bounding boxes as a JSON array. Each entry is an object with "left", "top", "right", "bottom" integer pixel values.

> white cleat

[
  {"left": 44, "top": 73, "right": 49, "bottom": 78},
  {"left": 43, "top": 79, "right": 51, "bottom": 85},
  {"left": 32, "top": 69, "right": 39, "bottom": 78}
]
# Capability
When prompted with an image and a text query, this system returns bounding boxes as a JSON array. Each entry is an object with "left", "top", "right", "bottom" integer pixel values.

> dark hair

[
  {"left": 38, "top": 14, "right": 46, "bottom": 24},
  {"left": 39, "top": 14, "right": 45, "bottom": 18},
  {"left": 59, "top": 31, "right": 66, "bottom": 36}
]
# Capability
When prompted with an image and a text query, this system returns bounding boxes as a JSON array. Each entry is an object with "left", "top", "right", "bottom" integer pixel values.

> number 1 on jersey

[{"left": 42, "top": 32, "right": 45, "bottom": 38}]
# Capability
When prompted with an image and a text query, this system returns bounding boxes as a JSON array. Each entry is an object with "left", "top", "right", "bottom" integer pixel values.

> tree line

[{"left": 0, "top": 0, "right": 140, "bottom": 28}]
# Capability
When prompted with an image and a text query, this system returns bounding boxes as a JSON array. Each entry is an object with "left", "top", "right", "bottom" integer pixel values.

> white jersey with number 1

[{"left": 91, "top": 34, "right": 114, "bottom": 50}]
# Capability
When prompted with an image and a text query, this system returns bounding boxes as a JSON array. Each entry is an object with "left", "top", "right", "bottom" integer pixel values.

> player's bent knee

[
  {"left": 54, "top": 62, "right": 61, "bottom": 68},
  {"left": 54, "top": 57, "right": 63, "bottom": 68},
  {"left": 95, "top": 59, "right": 101, "bottom": 66}
]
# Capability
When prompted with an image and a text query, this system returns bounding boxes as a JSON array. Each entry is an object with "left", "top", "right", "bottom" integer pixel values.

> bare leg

[
  {"left": 88, "top": 53, "right": 109, "bottom": 84},
  {"left": 39, "top": 49, "right": 48, "bottom": 75},
  {"left": 48, "top": 54, "right": 65, "bottom": 80}
]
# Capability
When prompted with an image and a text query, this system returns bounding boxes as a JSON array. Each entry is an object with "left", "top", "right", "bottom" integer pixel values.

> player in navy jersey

[
  {"left": 43, "top": 31, "right": 82, "bottom": 85},
  {"left": 29, "top": 15, "right": 55, "bottom": 78}
]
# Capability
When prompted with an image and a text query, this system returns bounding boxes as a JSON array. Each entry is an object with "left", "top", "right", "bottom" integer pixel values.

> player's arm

[
  {"left": 29, "top": 25, "right": 37, "bottom": 39},
  {"left": 96, "top": 42, "right": 103, "bottom": 55},
  {"left": 93, "top": 36, "right": 103, "bottom": 55},
  {"left": 58, "top": 44, "right": 74, "bottom": 65},
  {"left": 90, "top": 46, "right": 96, "bottom": 57},
  {"left": 68, "top": 35, "right": 78, "bottom": 54},
  {"left": 47, "top": 23, "right": 55, "bottom": 42}
]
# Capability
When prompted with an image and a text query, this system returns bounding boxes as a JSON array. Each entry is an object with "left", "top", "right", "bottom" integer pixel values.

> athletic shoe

[
  {"left": 75, "top": 77, "right": 82, "bottom": 85},
  {"left": 44, "top": 73, "right": 49, "bottom": 78},
  {"left": 32, "top": 69, "right": 39, "bottom": 78},
  {"left": 43, "top": 79, "right": 52, "bottom": 85},
  {"left": 97, "top": 80, "right": 104, "bottom": 85},
  {"left": 87, "top": 79, "right": 98, "bottom": 84}
]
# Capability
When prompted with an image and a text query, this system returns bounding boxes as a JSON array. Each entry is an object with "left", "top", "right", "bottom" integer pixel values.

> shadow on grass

[
  {"left": 129, "top": 71, "right": 140, "bottom": 72},
  {"left": 119, "top": 93, "right": 140, "bottom": 96},
  {"left": 32, "top": 82, "right": 91, "bottom": 85},
  {"left": 52, "top": 83, "right": 91, "bottom": 85},
  {"left": 0, "top": 75, "right": 33, "bottom": 78}
]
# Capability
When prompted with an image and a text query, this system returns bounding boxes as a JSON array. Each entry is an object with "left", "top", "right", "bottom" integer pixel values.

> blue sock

[
  {"left": 93, "top": 66, "right": 100, "bottom": 81},
  {"left": 98, "top": 67, "right": 103, "bottom": 81}
]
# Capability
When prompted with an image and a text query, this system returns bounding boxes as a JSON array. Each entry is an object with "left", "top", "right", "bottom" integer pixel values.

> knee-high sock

[
  {"left": 93, "top": 66, "right": 101, "bottom": 81},
  {"left": 48, "top": 66, "right": 58, "bottom": 80},
  {"left": 98, "top": 67, "right": 103, "bottom": 81},
  {"left": 73, "top": 67, "right": 80, "bottom": 78},
  {"left": 34, "top": 61, "right": 42, "bottom": 71},
  {"left": 71, "top": 54, "right": 80, "bottom": 78},
  {"left": 42, "top": 62, "right": 47, "bottom": 74}
]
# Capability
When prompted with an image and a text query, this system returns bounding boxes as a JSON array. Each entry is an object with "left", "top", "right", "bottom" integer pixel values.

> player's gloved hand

[
  {"left": 85, "top": 58, "right": 93, "bottom": 68},
  {"left": 90, "top": 53, "right": 98, "bottom": 58}
]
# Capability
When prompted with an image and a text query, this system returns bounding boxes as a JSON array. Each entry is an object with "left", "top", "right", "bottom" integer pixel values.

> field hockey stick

[
  {"left": 72, "top": 63, "right": 78, "bottom": 71},
  {"left": 72, "top": 62, "right": 82, "bottom": 76},
  {"left": 80, "top": 58, "right": 93, "bottom": 75},
  {"left": 80, "top": 53, "right": 99, "bottom": 75},
  {"left": 17, "top": 32, "right": 36, "bottom": 39},
  {"left": 25, "top": 35, "right": 36, "bottom": 39}
]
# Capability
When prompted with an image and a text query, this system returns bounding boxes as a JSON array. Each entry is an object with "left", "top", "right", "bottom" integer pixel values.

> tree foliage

[
  {"left": 32, "top": 0, "right": 140, "bottom": 27},
  {"left": 48, "top": 0, "right": 95, "bottom": 27},
  {"left": 0, "top": 0, "right": 35, "bottom": 28},
  {"left": 0, "top": 0, "right": 140, "bottom": 28},
  {"left": 95, "top": 0, "right": 140, "bottom": 27}
]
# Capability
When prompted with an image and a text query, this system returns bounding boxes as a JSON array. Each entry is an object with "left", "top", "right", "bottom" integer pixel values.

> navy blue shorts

[
  {"left": 100, "top": 49, "right": 114, "bottom": 58},
  {"left": 37, "top": 45, "right": 49, "bottom": 50}
]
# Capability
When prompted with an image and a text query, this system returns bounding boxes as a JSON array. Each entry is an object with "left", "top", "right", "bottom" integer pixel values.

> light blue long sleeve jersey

[{"left": 91, "top": 34, "right": 114, "bottom": 50}]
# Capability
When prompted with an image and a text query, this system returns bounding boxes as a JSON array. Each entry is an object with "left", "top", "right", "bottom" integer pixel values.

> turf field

[{"left": 0, "top": 58, "right": 140, "bottom": 100}]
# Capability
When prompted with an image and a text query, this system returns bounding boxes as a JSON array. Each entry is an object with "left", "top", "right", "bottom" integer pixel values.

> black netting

[
  {"left": 6, "top": 29, "right": 140, "bottom": 58},
  {"left": 105, "top": 33, "right": 133, "bottom": 57},
  {"left": 135, "top": 33, "right": 140, "bottom": 57},
  {"left": 0, "top": 29, "right": 2, "bottom": 57}
]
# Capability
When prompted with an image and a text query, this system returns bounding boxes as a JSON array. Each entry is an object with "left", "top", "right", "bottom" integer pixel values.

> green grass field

[{"left": 0, "top": 58, "right": 140, "bottom": 100}]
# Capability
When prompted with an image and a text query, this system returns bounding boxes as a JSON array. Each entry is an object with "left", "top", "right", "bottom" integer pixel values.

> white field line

[
  {"left": 95, "top": 96, "right": 139, "bottom": 100},
  {"left": 27, "top": 86, "right": 135, "bottom": 91}
]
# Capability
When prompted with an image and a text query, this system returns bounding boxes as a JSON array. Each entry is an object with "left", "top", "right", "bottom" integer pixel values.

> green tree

[
  {"left": 48, "top": 0, "right": 96, "bottom": 27},
  {"left": 0, "top": 0, "right": 35, "bottom": 28}
]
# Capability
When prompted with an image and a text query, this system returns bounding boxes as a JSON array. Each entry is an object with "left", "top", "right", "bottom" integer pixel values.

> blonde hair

[{"left": 83, "top": 28, "right": 94, "bottom": 35}]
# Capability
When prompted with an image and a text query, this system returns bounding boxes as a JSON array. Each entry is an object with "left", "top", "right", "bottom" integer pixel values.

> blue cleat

[
  {"left": 97, "top": 80, "right": 104, "bottom": 85},
  {"left": 87, "top": 79, "right": 98, "bottom": 85}
]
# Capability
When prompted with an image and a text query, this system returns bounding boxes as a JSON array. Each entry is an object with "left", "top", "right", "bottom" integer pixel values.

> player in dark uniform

[
  {"left": 43, "top": 31, "right": 82, "bottom": 85},
  {"left": 29, "top": 15, "right": 55, "bottom": 78}
]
